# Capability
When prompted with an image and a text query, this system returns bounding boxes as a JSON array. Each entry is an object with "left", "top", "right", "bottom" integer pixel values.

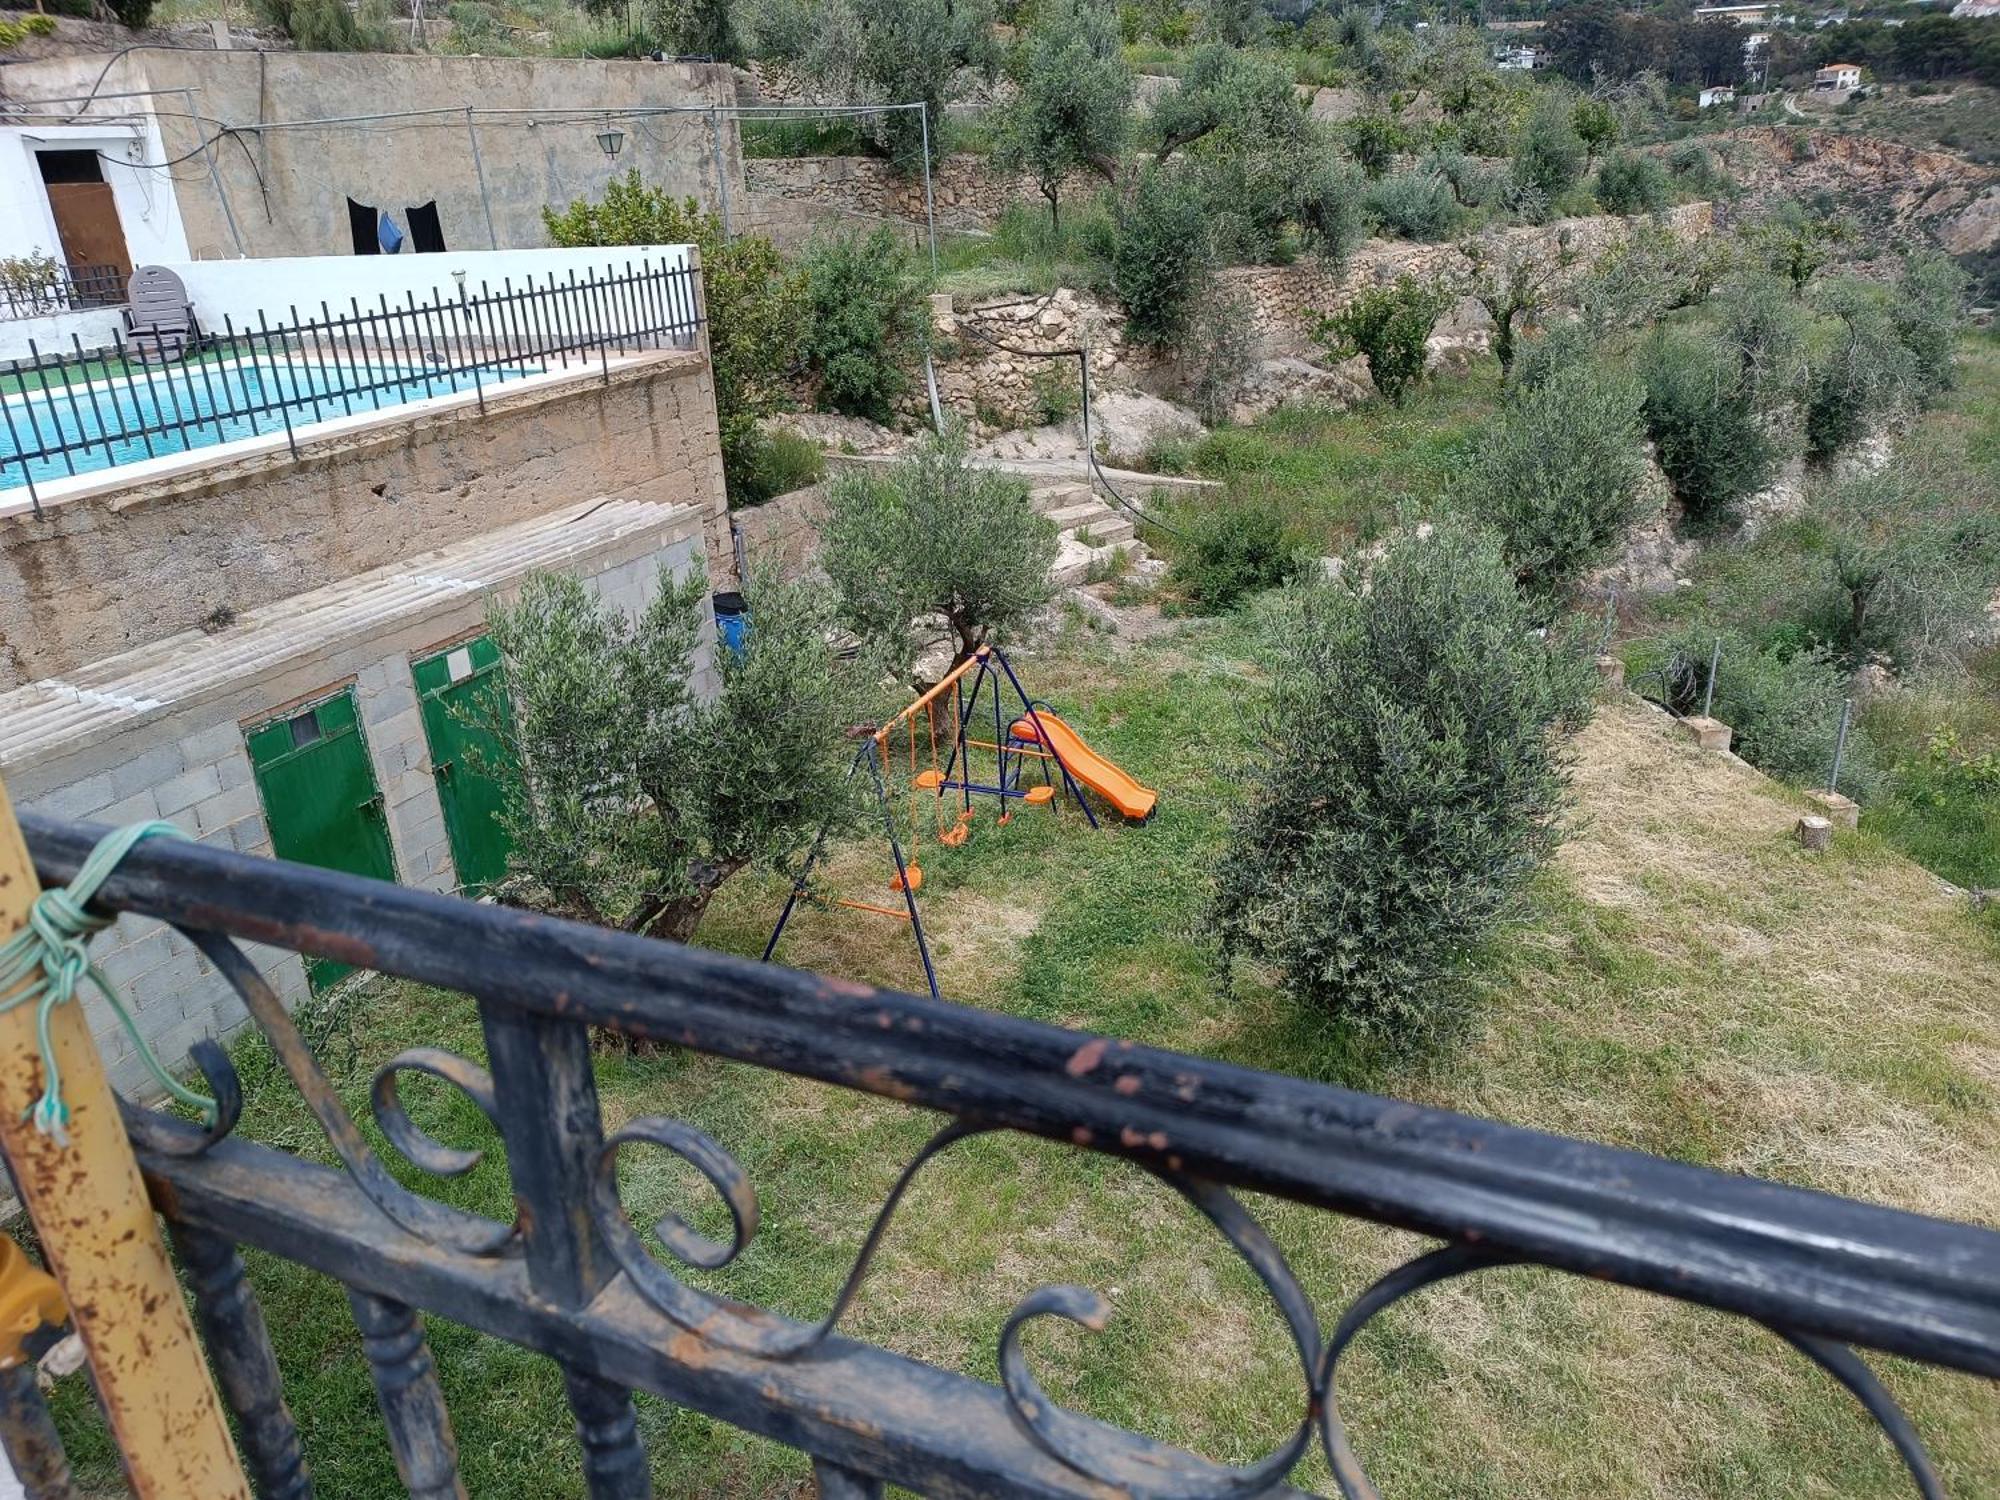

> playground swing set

[{"left": 764, "top": 644, "right": 1157, "bottom": 999}]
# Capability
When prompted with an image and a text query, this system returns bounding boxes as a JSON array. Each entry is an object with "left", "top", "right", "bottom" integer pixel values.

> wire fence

[
  {"left": 0, "top": 262, "right": 130, "bottom": 322},
  {"left": 0, "top": 256, "right": 703, "bottom": 517}
]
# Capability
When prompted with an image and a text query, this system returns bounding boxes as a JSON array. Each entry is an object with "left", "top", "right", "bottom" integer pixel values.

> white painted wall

[
  {"left": 0, "top": 122, "right": 192, "bottom": 270},
  {"left": 0, "top": 305, "right": 125, "bottom": 362},
  {"left": 161, "top": 243, "right": 697, "bottom": 338}
]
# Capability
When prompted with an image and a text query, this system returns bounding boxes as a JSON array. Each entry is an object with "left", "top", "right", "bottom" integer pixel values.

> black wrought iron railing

[
  {"left": 0, "top": 256, "right": 704, "bottom": 517},
  {"left": 0, "top": 262, "right": 128, "bottom": 322},
  {"left": 16, "top": 813, "right": 2000, "bottom": 1498}
]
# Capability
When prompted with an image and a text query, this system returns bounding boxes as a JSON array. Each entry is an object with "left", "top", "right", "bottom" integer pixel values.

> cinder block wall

[{"left": 5, "top": 521, "right": 707, "bottom": 1102}]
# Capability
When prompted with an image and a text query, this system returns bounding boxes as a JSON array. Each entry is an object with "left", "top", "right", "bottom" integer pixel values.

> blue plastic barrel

[{"left": 713, "top": 591, "right": 748, "bottom": 659}]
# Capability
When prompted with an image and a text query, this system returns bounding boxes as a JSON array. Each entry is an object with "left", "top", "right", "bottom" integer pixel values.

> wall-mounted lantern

[{"left": 596, "top": 119, "right": 625, "bottom": 162}]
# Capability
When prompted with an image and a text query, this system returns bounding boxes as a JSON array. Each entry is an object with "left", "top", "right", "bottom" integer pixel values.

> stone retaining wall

[
  {"left": 922, "top": 204, "right": 1716, "bottom": 428},
  {"left": 745, "top": 153, "right": 1106, "bottom": 231}
]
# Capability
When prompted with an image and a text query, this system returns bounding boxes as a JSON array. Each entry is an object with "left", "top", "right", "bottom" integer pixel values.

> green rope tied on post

[{"left": 0, "top": 821, "right": 220, "bottom": 1146}]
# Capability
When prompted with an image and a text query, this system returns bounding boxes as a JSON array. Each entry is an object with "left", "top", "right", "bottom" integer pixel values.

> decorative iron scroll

[{"left": 19, "top": 814, "right": 1992, "bottom": 1500}]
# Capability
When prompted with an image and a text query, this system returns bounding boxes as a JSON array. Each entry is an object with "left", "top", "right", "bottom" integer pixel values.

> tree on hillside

[
  {"left": 485, "top": 566, "right": 872, "bottom": 944},
  {"left": 1211, "top": 521, "right": 1595, "bottom": 1057},
  {"left": 1454, "top": 358, "right": 1651, "bottom": 614},
  {"left": 1511, "top": 90, "right": 1586, "bottom": 210},
  {"left": 1113, "top": 164, "right": 1214, "bottom": 348},
  {"left": 1150, "top": 44, "right": 1305, "bottom": 168},
  {"left": 543, "top": 173, "right": 806, "bottom": 503},
  {"left": 996, "top": 0, "right": 1134, "bottom": 228},
  {"left": 1463, "top": 235, "right": 1576, "bottom": 377},
  {"left": 1198, "top": 0, "right": 1262, "bottom": 47},
  {"left": 647, "top": 0, "right": 743, "bottom": 62},
  {"left": 1571, "top": 96, "right": 1619, "bottom": 164},
  {"left": 820, "top": 427, "right": 1060, "bottom": 669},
  {"left": 751, "top": 0, "right": 996, "bottom": 166}
]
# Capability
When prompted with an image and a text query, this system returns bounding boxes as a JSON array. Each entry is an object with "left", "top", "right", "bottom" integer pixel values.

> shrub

[
  {"left": 1311, "top": 274, "right": 1452, "bottom": 406},
  {"left": 1592, "top": 150, "right": 1671, "bottom": 215},
  {"left": 1454, "top": 361, "right": 1650, "bottom": 614},
  {"left": 1804, "top": 466, "right": 2000, "bottom": 676},
  {"left": 820, "top": 426, "right": 1059, "bottom": 667},
  {"left": 1713, "top": 273, "right": 1810, "bottom": 414},
  {"left": 1162, "top": 491, "right": 1301, "bottom": 609},
  {"left": 1429, "top": 149, "right": 1507, "bottom": 209},
  {"left": 1211, "top": 521, "right": 1595, "bottom": 1055},
  {"left": 1639, "top": 332, "right": 1781, "bottom": 529},
  {"left": 485, "top": 565, "right": 872, "bottom": 943},
  {"left": 1296, "top": 158, "right": 1368, "bottom": 267},
  {"left": 1666, "top": 139, "right": 1732, "bottom": 196},
  {"left": 1113, "top": 165, "right": 1213, "bottom": 348},
  {"left": 1178, "top": 280, "right": 1260, "bottom": 426},
  {"left": 1890, "top": 251, "right": 1970, "bottom": 403},
  {"left": 736, "top": 428, "right": 826, "bottom": 506},
  {"left": 800, "top": 229, "right": 931, "bottom": 423},
  {"left": 1646, "top": 626, "right": 1880, "bottom": 797},
  {"left": 1363, "top": 171, "right": 1465, "bottom": 242},
  {"left": 1803, "top": 279, "right": 1915, "bottom": 461},
  {"left": 1511, "top": 90, "right": 1586, "bottom": 205},
  {"left": 1510, "top": 318, "right": 1597, "bottom": 395},
  {"left": 544, "top": 176, "right": 806, "bottom": 502},
  {"left": 253, "top": 0, "right": 394, "bottom": 49},
  {"left": 107, "top": 0, "right": 156, "bottom": 28},
  {"left": 1465, "top": 237, "right": 1576, "bottom": 377}
]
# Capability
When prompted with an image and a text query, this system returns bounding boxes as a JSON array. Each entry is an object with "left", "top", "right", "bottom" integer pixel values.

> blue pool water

[{"left": 0, "top": 359, "right": 545, "bottom": 490}]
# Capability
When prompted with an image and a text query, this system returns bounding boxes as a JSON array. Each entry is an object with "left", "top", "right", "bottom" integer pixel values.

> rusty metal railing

[{"left": 7, "top": 811, "right": 1998, "bottom": 1498}]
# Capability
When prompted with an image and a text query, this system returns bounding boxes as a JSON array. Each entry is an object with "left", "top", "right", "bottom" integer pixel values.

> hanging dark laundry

[
  {"left": 404, "top": 201, "right": 447, "bottom": 254},
  {"left": 347, "top": 197, "right": 380, "bottom": 254},
  {"left": 378, "top": 211, "right": 405, "bottom": 255}
]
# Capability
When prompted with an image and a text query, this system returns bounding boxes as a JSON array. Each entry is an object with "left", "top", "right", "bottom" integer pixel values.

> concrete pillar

[
  {"left": 1804, "top": 789, "right": 1860, "bottom": 829},
  {"left": 1595, "top": 655, "right": 1625, "bottom": 690},
  {"left": 1796, "top": 815, "right": 1833, "bottom": 851},
  {"left": 929, "top": 291, "right": 956, "bottom": 335},
  {"left": 1676, "top": 715, "right": 1732, "bottom": 753}
]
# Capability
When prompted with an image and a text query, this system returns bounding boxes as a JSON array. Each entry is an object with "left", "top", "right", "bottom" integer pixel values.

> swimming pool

[{"left": 0, "top": 357, "right": 547, "bottom": 492}]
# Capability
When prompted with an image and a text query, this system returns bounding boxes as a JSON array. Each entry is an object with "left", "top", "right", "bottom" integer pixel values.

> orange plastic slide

[{"left": 1008, "top": 712, "right": 1157, "bottom": 822}]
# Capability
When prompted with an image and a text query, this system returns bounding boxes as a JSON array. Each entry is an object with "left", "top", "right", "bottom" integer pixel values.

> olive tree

[
  {"left": 485, "top": 566, "right": 872, "bottom": 944},
  {"left": 1211, "top": 522, "right": 1595, "bottom": 1055},
  {"left": 1454, "top": 360, "right": 1651, "bottom": 614},
  {"left": 821, "top": 428, "right": 1061, "bottom": 669},
  {"left": 996, "top": 0, "right": 1134, "bottom": 228}
]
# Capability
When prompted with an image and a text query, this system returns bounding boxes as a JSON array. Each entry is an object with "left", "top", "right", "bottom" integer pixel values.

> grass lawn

[
  {"left": 1620, "top": 329, "right": 2000, "bottom": 891},
  {"left": 1147, "top": 367, "right": 1500, "bottom": 554},
  {"left": 49, "top": 610, "right": 2000, "bottom": 1497}
]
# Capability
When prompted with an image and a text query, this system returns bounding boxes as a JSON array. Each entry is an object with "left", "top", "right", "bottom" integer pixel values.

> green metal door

[
  {"left": 245, "top": 686, "right": 398, "bottom": 994},
  {"left": 411, "top": 635, "right": 516, "bottom": 896}
]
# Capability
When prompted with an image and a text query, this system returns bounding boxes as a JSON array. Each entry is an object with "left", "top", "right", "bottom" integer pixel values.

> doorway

[
  {"left": 411, "top": 635, "right": 516, "bottom": 895},
  {"left": 245, "top": 687, "right": 399, "bottom": 993},
  {"left": 37, "top": 148, "right": 132, "bottom": 301}
]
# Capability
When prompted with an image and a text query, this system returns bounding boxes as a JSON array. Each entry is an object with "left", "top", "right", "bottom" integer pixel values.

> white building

[
  {"left": 1951, "top": 0, "right": 2000, "bottom": 17},
  {"left": 1700, "top": 86, "right": 1739, "bottom": 107},
  {"left": 0, "top": 114, "right": 193, "bottom": 276},
  {"left": 1494, "top": 44, "right": 1545, "bottom": 70},
  {"left": 1693, "top": 3, "right": 1775, "bottom": 25},
  {"left": 1815, "top": 62, "right": 1863, "bottom": 92}
]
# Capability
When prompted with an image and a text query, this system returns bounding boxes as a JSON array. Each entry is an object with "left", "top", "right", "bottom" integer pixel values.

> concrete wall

[
  {"left": 2, "top": 515, "right": 707, "bottom": 1102},
  {"left": 162, "top": 243, "right": 694, "bottom": 334},
  {"left": 1, "top": 52, "right": 746, "bottom": 261},
  {"left": 0, "top": 304, "right": 124, "bottom": 363},
  {"left": 0, "top": 116, "right": 193, "bottom": 270},
  {"left": 0, "top": 351, "right": 730, "bottom": 690}
]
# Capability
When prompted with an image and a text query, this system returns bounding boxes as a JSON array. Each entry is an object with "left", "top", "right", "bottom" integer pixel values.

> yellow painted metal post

[{"left": 0, "top": 778, "right": 251, "bottom": 1499}]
